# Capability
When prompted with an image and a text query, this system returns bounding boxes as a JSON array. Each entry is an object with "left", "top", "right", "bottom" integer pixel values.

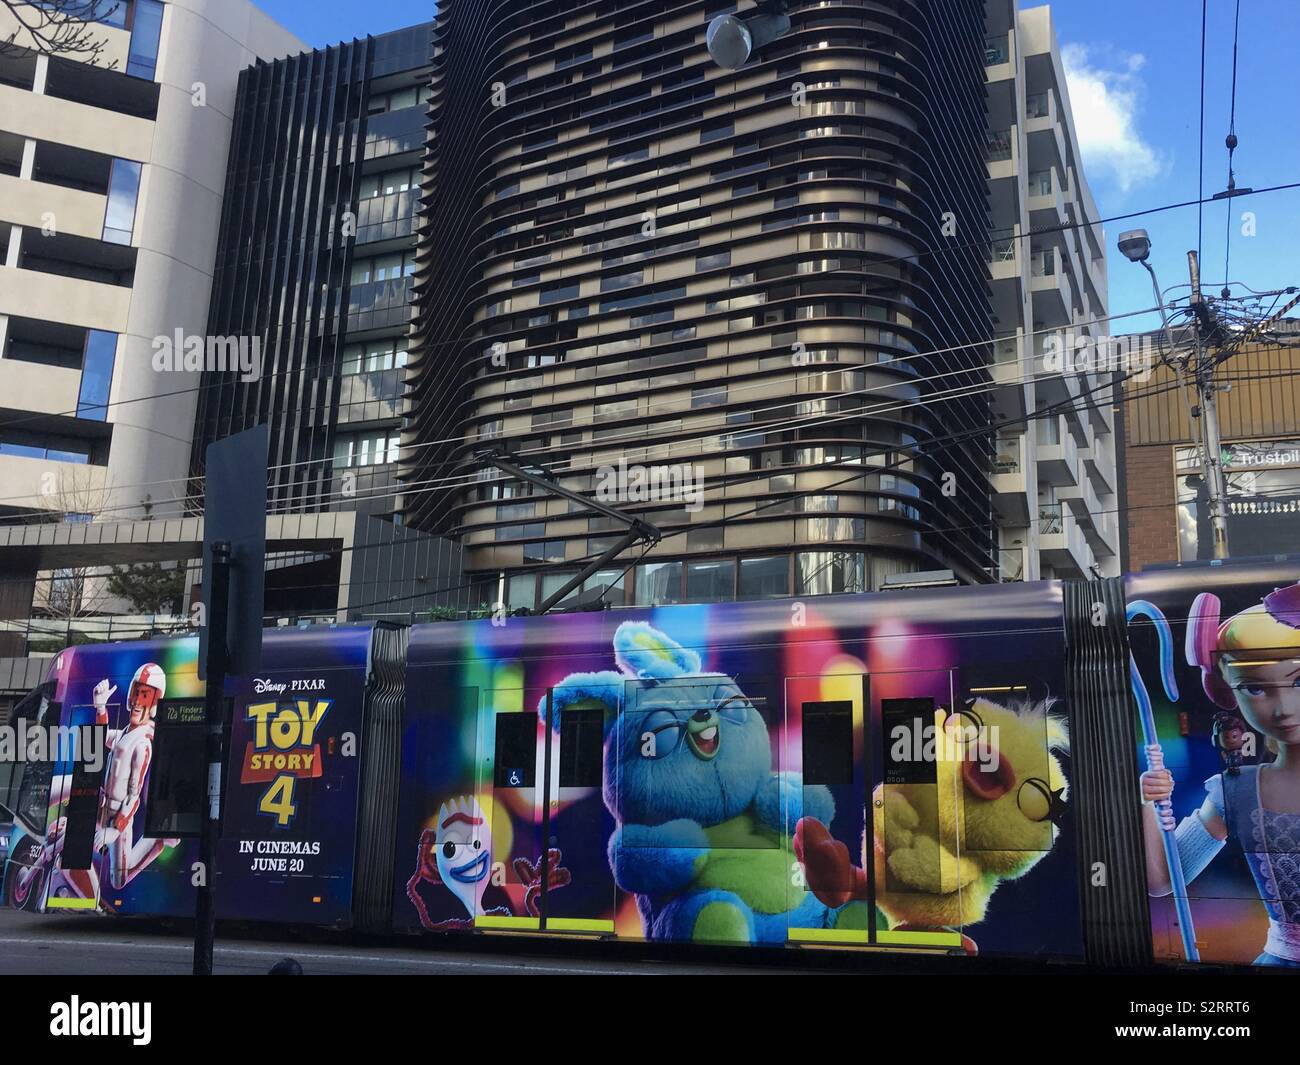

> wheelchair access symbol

[{"left": 506, "top": 768, "right": 523, "bottom": 787}]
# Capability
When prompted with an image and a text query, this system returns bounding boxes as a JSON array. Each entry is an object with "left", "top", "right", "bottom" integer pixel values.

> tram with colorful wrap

[{"left": 2, "top": 559, "right": 1296, "bottom": 969}]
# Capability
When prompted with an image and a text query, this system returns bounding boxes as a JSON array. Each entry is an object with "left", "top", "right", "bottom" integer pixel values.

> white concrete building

[
  {"left": 985, "top": 2, "right": 1121, "bottom": 580},
  {"left": 0, "top": 0, "right": 304, "bottom": 528}
]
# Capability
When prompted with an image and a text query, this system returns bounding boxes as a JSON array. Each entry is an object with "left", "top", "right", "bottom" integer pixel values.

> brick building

[{"left": 1122, "top": 326, "right": 1300, "bottom": 571}]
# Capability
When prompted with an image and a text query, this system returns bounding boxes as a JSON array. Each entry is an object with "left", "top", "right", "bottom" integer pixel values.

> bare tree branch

[{"left": 0, "top": 0, "right": 121, "bottom": 66}]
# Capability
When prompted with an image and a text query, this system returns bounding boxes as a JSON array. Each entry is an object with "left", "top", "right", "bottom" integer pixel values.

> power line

[{"left": 0, "top": 301, "right": 1178, "bottom": 516}]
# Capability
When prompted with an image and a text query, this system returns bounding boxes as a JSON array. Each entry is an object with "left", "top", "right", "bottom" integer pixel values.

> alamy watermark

[
  {"left": 594, "top": 457, "right": 704, "bottom": 512},
  {"left": 0, "top": 721, "right": 103, "bottom": 773},
  {"left": 151, "top": 329, "right": 261, "bottom": 383},
  {"left": 1039, "top": 332, "right": 1156, "bottom": 382}
]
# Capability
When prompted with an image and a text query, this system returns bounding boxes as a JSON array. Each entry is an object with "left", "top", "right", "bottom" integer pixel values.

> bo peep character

[{"left": 1139, "top": 582, "right": 1300, "bottom": 967}]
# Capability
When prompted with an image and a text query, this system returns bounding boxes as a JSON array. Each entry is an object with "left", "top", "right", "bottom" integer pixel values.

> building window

[
  {"left": 524, "top": 540, "right": 567, "bottom": 563},
  {"left": 102, "top": 159, "right": 141, "bottom": 245},
  {"left": 691, "top": 384, "right": 727, "bottom": 408},
  {"left": 126, "top": 0, "right": 164, "bottom": 80},
  {"left": 351, "top": 252, "right": 415, "bottom": 284},
  {"left": 342, "top": 338, "right": 408, "bottom": 374},
  {"left": 634, "top": 560, "right": 683, "bottom": 605},
  {"left": 738, "top": 556, "right": 789, "bottom": 599},
  {"left": 796, "top": 551, "right": 866, "bottom": 595},
  {"left": 360, "top": 167, "right": 417, "bottom": 198},
  {"left": 76, "top": 330, "right": 116, "bottom": 421},
  {"left": 685, "top": 558, "right": 733, "bottom": 601},
  {"left": 333, "top": 431, "right": 400, "bottom": 468}
]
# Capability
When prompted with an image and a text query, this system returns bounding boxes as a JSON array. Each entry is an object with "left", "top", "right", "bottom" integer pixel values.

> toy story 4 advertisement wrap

[
  {"left": 6, "top": 629, "right": 369, "bottom": 925},
  {"left": 1128, "top": 564, "right": 1300, "bottom": 967},
  {"left": 394, "top": 586, "right": 1083, "bottom": 957}
]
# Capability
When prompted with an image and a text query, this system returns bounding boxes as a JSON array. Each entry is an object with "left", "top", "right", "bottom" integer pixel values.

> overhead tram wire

[
  {"left": 1, "top": 368, "right": 1218, "bottom": 606},
  {"left": 0, "top": 306, "right": 1164, "bottom": 528},
  {"left": 0, "top": 300, "right": 1170, "bottom": 516},
  {"left": 5, "top": 179, "right": 1296, "bottom": 435},
  {"left": 1222, "top": 0, "right": 1244, "bottom": 291},
  {"left": 1198, "top": 0, "right": 1208, "bottom": 264}
]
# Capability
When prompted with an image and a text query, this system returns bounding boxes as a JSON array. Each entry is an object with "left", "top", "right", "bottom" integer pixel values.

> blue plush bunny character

[{"left": 544, "top": 620, "right": 872, "bottom": 944}]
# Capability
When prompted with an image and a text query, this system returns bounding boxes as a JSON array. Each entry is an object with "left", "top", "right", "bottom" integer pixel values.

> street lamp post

[{"left": 1117, "top": 229, "right": 1229, "bottom": 560}]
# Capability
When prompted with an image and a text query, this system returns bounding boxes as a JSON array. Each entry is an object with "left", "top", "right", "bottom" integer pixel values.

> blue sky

[{"left": 257, "top": 0, "right": 1300, "bottom": 334}]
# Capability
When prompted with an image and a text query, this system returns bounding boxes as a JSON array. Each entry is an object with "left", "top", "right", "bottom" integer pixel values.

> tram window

[
  {"left": 802, "top": 702, "right": 853, "bottom": 785},
  {"left": 145, "top": 701, "right": 207, "bottom": 838},
  {"left": 882, "top": 697, "right": 937, "bottom": 785},
  {"left": 559, "top": 707, "right": 603, "bottom": 788},
  {"left": 13, "top": 689, "right": 57, "bottom": 830},
  {"left": 494, "top": 713, "right": 537, "bottom": 788},
  {"left": 61, "top": 721, "right": 108, "bottom": 869}
]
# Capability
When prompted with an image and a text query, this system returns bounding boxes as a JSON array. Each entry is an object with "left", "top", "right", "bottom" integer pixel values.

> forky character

[
  {"left": 88, "top": 665, "right": 180, "bottom": 891},
  {"left": 406, "top": 795, "right": 571, "bottom": 930}
]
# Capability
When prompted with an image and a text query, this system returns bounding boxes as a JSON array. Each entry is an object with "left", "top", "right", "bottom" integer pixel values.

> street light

[
  {"left": 1118, "top": 228, "right": 1178, "bottom": 357},
  {"left": 706, "top": 2, "right": 791, "bottom": 70},
  {"left": 1117, "top": 229, "right": 1230, "bottom": 561}
]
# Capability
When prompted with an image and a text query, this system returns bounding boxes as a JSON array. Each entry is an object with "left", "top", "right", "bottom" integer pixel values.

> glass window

[
  {"left": 76, "top": 330, "right": 116, "bottom": 421},
  {"left": 145, "top": 701, "right": 206, "bottom": 837},
  {"left": 506, "top": 573, "right": 535, "bottom": 611},
  {"left": 802, "top": 702, "right": 853, "bottom": 785},
  {"left": 126, "top": 0, "right": 164, "bottom": 80},
  {"left": 102, "top": 159, "right": 141, "bottom": 245},
  {"left": 797, "top": 551, "right": 866, "bottom": 596},
  {"left": 494, "top": 714, "right": 536, "bottom": 788},
  {"left": 685, "top": 559, "right": 734, "bottom": 602},
  {"left": 635, "top": 560, "right": 682, "bottom": 605},
  {"left": 342, "top": 344, "right": 364, "bottom": 375},
  {"left": 559, "top": 707, "right": 604, "bottom": 788},
  {"left": 582, "top": 568, "right": 626, "bottom": 605},
  {"left": 540, "top": 570, "right": 579, "bottom": 605},
  {"left": 738, "top": 556, "right": 789, "bottom": 600}
]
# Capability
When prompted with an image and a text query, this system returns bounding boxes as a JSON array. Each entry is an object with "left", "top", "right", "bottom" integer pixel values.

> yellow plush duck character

[{"left": 872, "top": 697, "right": 1069, "bottom": 943}]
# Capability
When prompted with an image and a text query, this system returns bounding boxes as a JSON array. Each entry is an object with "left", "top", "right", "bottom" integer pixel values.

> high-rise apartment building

[
  {"left": 984, "top": 1, "right": 1118, "bottom": 581},
  {"left": 406, "top": 0, "right": 1010, "bottom": 613}
]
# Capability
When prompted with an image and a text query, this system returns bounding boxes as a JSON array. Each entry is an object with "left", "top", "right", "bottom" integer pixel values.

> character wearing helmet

[{"left": 92, "top": 664, "right": 179, "bottom": 893}]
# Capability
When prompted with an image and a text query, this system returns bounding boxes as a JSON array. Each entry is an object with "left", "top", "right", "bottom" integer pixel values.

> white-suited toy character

[{"left": 92, "top": 663, "right": 179, "bottom": 891}]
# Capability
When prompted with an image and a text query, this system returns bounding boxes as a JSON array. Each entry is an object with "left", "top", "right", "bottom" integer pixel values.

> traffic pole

[
  {"left": 1187, "top": 251, "right": 1230, "bottom": 559},
  {"left": 194, "top": 540, "right": 231, "bottom": 976}
]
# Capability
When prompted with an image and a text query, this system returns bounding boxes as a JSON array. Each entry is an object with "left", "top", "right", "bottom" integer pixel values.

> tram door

[
  {"left": 870, "top": 669, "right": 966, "bottom": 950},
  {"left": 784, "top": 670, "right": 966, "bottom": 948},
  {"left": 784, "top": 674, "right": 870, "bottom": 944},
  {"left": 476, "top": 684, "right": 616, "bottom": 934}
]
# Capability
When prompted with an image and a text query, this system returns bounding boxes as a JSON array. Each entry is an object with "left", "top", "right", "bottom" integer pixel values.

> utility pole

[{"left": 1186, "top": 250, "right": 1231, "bottom": 560}]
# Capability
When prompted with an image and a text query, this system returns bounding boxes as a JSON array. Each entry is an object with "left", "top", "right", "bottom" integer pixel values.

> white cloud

[{"left": 1061, "top": 43, "right": 1166, "bottom": 194}]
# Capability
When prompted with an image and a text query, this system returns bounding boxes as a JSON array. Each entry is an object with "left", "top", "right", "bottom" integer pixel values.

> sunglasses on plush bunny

[{"left": 637, "top": 693, "right": 754, "bottom": 759}]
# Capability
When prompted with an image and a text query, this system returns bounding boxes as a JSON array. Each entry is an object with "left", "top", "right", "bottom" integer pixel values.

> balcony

[
  {"left": 1081, "top": 442, "right": 1117, "bottom": 496},
  {"left": 984, "top": 33, "right": 1012, "bottom": 81},
  {"left": 0, "top": 260, "right": 131, "bottom": 333},
  {"left": 996, "top": 546, "right": 1025, "bottom": 583},
  {"left": 992, "top": 433, "right": 1029, "bottom": 524},
  {"left": 990, "top": 333, "right": 1028, "bottom": 421},
  {"left": 1027, "top": 166, "right": 1067, "bottom": 227},
  {"left": 1036, "top": 415, "right": 1081, "bottom": 487},
  {"left": 1029, "top": 246, "right": 1076, "bottom": 325},
  {"left": 1038, "top": 502, "right": 1091, "bottom": 576},
  {"left": 986, "top": 235, "right": 1019, "bottom": 282}
]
